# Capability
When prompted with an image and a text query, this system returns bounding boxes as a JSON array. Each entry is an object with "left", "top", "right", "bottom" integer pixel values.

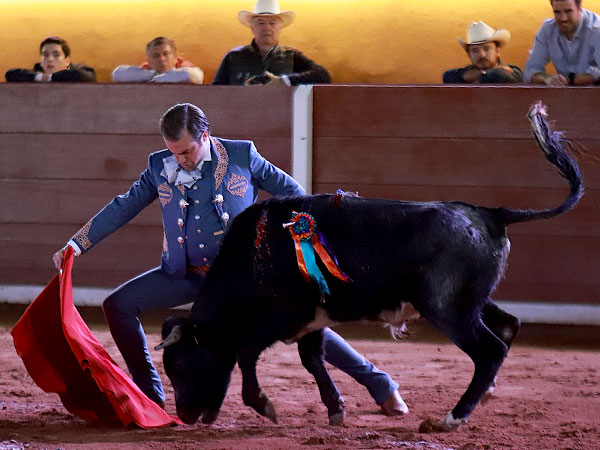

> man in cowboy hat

[
  {"left": 443, "top": 21, "right": 523, "bottom": 84},
  {"left": 212, "top": 0, "right": 330, "bottom": 85},
  {"left": 525, "top": 0, "right": 600, "bottom": 86}
]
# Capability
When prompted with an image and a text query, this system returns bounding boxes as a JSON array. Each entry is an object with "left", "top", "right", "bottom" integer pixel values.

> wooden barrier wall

[
  {"left": 312, "top": 85, "right": 600, "bottom": 305},
  {"left": 0, "top": 84, "right": 294, "bottom": 287},
  {"left": 0, "top": 84, "right": 598, "bottom": 307}
]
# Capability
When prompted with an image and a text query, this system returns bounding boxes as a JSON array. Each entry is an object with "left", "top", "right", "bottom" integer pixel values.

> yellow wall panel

[{"left": 1, "top": 0, "right": 600, "bottom": 83}]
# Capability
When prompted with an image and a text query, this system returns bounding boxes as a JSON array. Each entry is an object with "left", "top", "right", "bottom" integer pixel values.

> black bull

[{"left": 156, "top": 103, "right": 583, "bottom": 431}]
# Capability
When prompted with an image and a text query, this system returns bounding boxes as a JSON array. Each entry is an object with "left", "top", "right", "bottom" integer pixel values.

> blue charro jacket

[{"left": 69, "top": 137, "right": 304, "bottom": 278}]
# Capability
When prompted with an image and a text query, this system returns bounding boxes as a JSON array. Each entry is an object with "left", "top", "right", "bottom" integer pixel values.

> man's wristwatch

[{"left": 568, "top": 72, "right": 576, "bottom": 85}]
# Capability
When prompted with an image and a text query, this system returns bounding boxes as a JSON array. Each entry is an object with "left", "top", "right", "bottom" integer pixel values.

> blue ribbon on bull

[{"left": 283, "top": 211, "right": 350, "bottom": 298}]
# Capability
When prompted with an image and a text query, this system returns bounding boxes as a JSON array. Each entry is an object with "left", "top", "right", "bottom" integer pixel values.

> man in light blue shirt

[{"left": 525, "top": 0, "right": 600, "bottom": 85}]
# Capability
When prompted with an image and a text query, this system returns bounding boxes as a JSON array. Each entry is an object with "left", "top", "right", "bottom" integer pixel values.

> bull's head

[{"left": 156, "top": 316, "right": 236, "bottom": 425}]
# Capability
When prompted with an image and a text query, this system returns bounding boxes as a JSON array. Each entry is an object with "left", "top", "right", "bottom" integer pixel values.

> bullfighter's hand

[{"left": 52, "top": 247, "right": 67, "bottom": 270}]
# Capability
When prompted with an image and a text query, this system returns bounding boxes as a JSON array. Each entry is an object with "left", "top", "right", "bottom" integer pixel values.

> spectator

[
  {"left": 212, "top": 0, "right": 330, "bottom": 85},
  {"left": 5, "top": 36, "right": 96, "bottom": 82},
  {"left": 443, "top": 21, "right": 523, "bottom": 84},
  {"left": 525, "top": 0, "right": 600, "bottom": 85},
  {"left": 112, "top": 37, "right": 204, "bottom": 84}
]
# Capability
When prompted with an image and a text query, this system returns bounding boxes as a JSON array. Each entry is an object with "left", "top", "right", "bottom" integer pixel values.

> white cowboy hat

[
  {"left": 457, "top": 21, "right": 511, "bottom": 50},
  {"left": 238, "top": 0, "right": 296, "bottom": 28}
]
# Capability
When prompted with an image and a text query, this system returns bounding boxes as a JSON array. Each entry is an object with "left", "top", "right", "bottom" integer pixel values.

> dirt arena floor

[{"left": 1, "top": 304, "right": 599, "bottom": 450}]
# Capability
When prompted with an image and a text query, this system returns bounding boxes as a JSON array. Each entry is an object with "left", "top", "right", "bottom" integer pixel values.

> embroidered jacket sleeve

[
  {"left": 69, "top": 154, "right": 160, "bottom": 254},
  {"left": 5, "top": 63, "right": 96, "bottom": 82},
  {"left": 247, "top": 142, "right": 305, "bottom": 196}
]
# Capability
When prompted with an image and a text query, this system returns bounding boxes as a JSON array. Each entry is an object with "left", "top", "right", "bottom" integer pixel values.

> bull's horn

[{"left": 154, "top": 325, "right": 182, "bottom": 350}]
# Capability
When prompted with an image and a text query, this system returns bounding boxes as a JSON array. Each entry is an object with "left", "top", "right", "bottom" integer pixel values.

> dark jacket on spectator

[
  {"left": 5, "top": 62, "right": 96, "bottom": 82},
  {"left": 212, "top": 39, "right": 330, "bottom": 85},
  {"left": 443, "top": 60, "right": 523, "bottom": 84}
]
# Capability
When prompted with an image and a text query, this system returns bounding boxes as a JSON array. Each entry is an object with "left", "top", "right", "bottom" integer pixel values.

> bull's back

[
  {"left": 208, "top": 195, "right": 509, "bottom": 322},
  {"left": 311, "top": 198, "right": 508, "bottom": 317}
]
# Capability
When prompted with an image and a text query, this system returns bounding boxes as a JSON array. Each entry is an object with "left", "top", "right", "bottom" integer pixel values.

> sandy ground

[{"left": 1, "top": 306, "right": 599, "bottom": 450}]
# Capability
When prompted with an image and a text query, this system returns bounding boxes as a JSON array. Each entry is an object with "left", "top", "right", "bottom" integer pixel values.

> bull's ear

[{"left": 155, "top": 324, "right": 182, "bottom": 350}]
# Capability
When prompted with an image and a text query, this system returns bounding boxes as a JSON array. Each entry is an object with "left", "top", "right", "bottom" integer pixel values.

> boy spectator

[{"left": 5, "top": 36, "right": 96, "bottom": 82}]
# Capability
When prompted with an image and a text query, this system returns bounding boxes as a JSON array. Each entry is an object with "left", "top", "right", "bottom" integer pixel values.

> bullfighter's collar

[{"left": 160, "top": 138, "right": 227, "bottom": 189}]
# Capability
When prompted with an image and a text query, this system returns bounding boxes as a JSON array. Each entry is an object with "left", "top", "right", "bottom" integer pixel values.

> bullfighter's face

[
  {"left": 159, "top": 317, "right": 236, "bottom": 425},
  {"left": 165, "top": 130, "right": 209, "bottom": 172}
]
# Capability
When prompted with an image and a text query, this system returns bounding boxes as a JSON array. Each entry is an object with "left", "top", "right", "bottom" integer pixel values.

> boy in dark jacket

[{"left": 5, "top": 36, "right": 96, "bottom": 82}]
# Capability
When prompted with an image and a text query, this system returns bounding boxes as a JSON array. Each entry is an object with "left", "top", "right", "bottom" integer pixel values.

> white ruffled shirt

[{"left": 160, "top": 151, "right": 212, "bottom": 188}]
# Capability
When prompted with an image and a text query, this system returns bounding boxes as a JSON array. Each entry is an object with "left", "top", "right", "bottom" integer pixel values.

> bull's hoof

[
  {"left": 418, "top": 417, "right": 451, "bottom": 433},
  {"left": 248, "top": 392, "right": 277, "bottom": 423},
  {"left": 264, "top": 398, "right": 277, "bottom": 423},
  {"left": 328, "top": 410, "right": 345, "bottom": 426},
  {"left": 418, "top": 413, "right": 466, "bottom": 433}
]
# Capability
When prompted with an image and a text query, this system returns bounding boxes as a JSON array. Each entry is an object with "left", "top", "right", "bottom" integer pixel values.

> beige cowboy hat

[
  {"left": 457, "top": 21, "right": 511, "bottom": 50},
  {"left": 238, "top": 0, "right": 296, "bottom": 28}
]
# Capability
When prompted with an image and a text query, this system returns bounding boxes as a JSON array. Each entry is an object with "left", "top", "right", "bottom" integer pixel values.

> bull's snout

[
  {"left": 177, "top": 407, "right": 220, "bottom": 425},
  {"left": 177, "top": 406, "right": 202, "bottom": 425},
  {"left": 201, "top": 409, "right": 219, "bottom": 424}
]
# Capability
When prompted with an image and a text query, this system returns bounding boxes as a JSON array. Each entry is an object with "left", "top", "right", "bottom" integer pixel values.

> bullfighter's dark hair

[
  {"left": 146, "top": 36, "right": 177, "bottom": 55},
  {"left": 160, "top": 103, "right": 210, "bottom": 142},
  {"left": 39, "top": 36, "right": 71, "bottom": 58}
]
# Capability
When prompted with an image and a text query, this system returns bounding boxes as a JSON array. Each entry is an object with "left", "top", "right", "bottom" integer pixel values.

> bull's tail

[{"left": 498, "top": 101, "right": 584, "bottom": 226}]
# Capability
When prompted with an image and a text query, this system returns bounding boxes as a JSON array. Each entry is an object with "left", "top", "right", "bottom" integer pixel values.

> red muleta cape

[{"left": 11, "top": 246, "right": 181, "bottom": 428}]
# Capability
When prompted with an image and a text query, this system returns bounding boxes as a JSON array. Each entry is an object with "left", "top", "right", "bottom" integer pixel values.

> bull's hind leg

[
  {"left": 480, "top": 301, "right": 521, "bottom": 402},
  {"left": 482, "top": 301, "right": 521, "bottom": 349},
  {"left": 237, "top": 350, "right": 277, "bottom": 423},
  {"left": 419, "top": 307, "right": 509, "bottom": 432},
  {"left": 297, "top": 330, "right": 345, "bottom": 425}
]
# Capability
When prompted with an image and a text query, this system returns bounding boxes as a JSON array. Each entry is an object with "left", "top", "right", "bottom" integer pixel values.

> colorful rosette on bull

[{"left": 283, "top": 211, "right": 349, "bottom": 299}]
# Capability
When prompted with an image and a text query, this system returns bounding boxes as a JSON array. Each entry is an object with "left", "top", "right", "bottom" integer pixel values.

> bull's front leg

[
  {"left": 237, "top": 351, "right": 277, "bottom": 423},
  {"left": 297, "top": 330, "right": 345, "bottom": 425}
]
